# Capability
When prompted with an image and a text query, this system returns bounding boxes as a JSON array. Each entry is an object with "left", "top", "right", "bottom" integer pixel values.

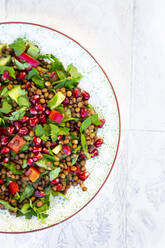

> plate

[{"left": 0, "top": 22, "right": 120, "bottom": 233}]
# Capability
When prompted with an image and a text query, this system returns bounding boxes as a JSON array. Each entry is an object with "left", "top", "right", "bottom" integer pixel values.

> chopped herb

[
  {"left": 19, "top": 184, "right": 34, "bottom": 203},
  {"left": 0, "top": 101, "right": 12, "bottom": 114},
  {"left": 0, "top": 199, "right": 17, "bottom": 211},
  {"left": 9, "top": 38, "right": 26, "bottom": 56},
  {"left": 1, "top": 162, "right": 23, "bottom": 175},
  {"left": 0, "top": 66, "right": 15, "bottom": 79},
  {"left": 49, "top": 167, "right": 61, "bottom": 181},
  {"left": 80, "top": 114, "right": 101, "bottom": 133}
]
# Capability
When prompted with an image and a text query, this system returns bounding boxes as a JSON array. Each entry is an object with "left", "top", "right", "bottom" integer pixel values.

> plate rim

[{"left": 0, "top": 21, "right": 121, "bottom": 234}]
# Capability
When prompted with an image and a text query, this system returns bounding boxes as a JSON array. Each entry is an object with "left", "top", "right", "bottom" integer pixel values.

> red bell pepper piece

[
  {"left": 26, "top": 166, "right": 40, "bottom": 182},
  {"left": 49, "top": 110, "right": 63, "bottom": 123},
  {"left": 8, "top": 134, "right": 26, "bottom": 153},
  {"left": 9, "top": 181, "right": 19, "bottom": 194},
  {"left": 18, "top": 52, "right": 40, "bottom": 68}
]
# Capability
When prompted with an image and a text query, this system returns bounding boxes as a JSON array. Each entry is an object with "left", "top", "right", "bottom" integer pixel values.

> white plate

[{"left": 0, "top": 22, "right": 120, "bottom": 233}]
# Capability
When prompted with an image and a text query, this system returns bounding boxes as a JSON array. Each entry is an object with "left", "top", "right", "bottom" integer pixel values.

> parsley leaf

[
  {"left": 19, "top": 185, "right": 34, "bottom": 203},
  {"left": 53, "top": 78, "right": 78, "bottom": 89},
  {"left": 17, "top": 95, "right": 30, "bottom": 107},
  {"left": 80, "top": 133, "right": 91, "bottom": 159},
  {"left": 35, "top": 124, "right": 45, "bottom": 137},
  {"left": 22, "top": 159, "right": 28, "bottom": 169},
  {"left": 49, "top": 124, "right": 59, "bottom": 142},
  {"left": 27, "top": 43, "right": 40, "bottom": 59},
  {"left": 0, "top": 101, "right": 12, "bottom": 114},
  {"left": 9, "top": 107, "right": 27, "bottom": 121},
  {"left": 9, "top": 38, "right": 26, "bottom": 56},
  {"left": 27, "top": 68, "right": 45, "bottom": 88},
  {"left": 27, "top": 68, "right": 38, "bottom": 79},
  {"left": 0, "top": 199, "right": 17, "bottom": 211},
  {"left": 8, "top": 85, "right": 26, "bottom": 103},
  {"left": 0, "top": 66, "right": 16, "bottom": 79},
  {"left": 80, "top": 114, "right": 101, "bottom": 133},
  {"left": 1, "top": 162, "right": 23, "bottom": 175},
  {"left": 40, "top": 54, "right": 64, "bottom": 71},
  {"left": 66, "top": 64, "right": 82, "bottom": 82},
  {"left": 35, "top": 159, "right": 53, "bottom": 170}
]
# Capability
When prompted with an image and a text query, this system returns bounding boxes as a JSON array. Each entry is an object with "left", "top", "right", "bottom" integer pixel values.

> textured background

[{"left": 0, "top": 0, "right": 164, "bottom": 247}]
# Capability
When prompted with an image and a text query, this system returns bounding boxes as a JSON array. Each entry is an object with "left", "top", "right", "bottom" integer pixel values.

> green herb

[
  {"left": 4, "top": 176, "right": 15, "bottom": 186},
  {"left": 27, "top": 68, "right": 45, "bottom": 88},
  {"left": 11, "top": 151, "right": 17, "bottom": 157},
  {"left": 24, "top": 136, "right": 33, "bottom": 141},
  {"left": 48, "top": 147, "right": 54, "bottom": 155},
  {"left": 35, "top": 124, "right": 45, "bottom": 137},
  {"left": 55, "top": 104, "right": 65, "bottom": 114},
  {"left": 40, "top": 135, "right": 49, "bottom": 141},
  {"left": 80, "top": 114, "right": 101, "bottom": 133},
  {"left": 43, "top": 124, "right": 50, "bottom": 136},
  {"left": 47, "top": 92, "right": 65, "bottom": 110},
  {"left": 87, "top": 104, "right": 94, "bottom": 110},
  {"left": 40, "top": 54, "right": 64, "bottom": 71},
  {"left": 1, "top": 162, "right": 23, "bottom": 175},
  {"left": 66, "top": 64, "right": 82, "bottom": 82},
  {"left": 0, "top": 199, "right": 17, "bottom": 211},
  {"left": 22, "top": 159, "right": 28, "bottom": 169},
  {"left": 0, "top": 66, "right": 16, "bottom": 79},
  {"left": 58, "top": 127, "right": 70, "bottom": 135},
  {"left": 13, "top": 58, "right": 30, "bottom": 70},
  {"left": 49, "top": 167, "right": 61, "bottom": 181},
  {"left": 49, "top": 124, "right": 59, "bottom": 142},
  {"left": 17, "top": 95, "right": 30, "bottom": 107},
  {"left": 43, "top": 154, "right": 58, "bottom": 162},
  {"left": 9, "top": 107, "right": 27, "bottom": 121},
  {"left": 14, "top": 192, "right": 20, "bottom": 200},
  {"left": 61, "top": 117, "right": 79, "bottom": 123},
  {"left": 0, "top": 101, "right": 12, "bottom": 114},
  {"left": 56, "top": 70, "right": 66, "bottom": 80},
  {"left": 72, "top": 146, "right": 81, "bottom": 154},
  {"left": 71, "top": 155, "right": 79, "bottom": 165},
  {"left": 19, "top": 184, "right": 34, "bottom": 203},
  {"left": 35, "top": 158, "right": 53, "bottom": 170},
  {"left": 70, "top": 132, "right": 79, "bottom": 140},
  {"left": 27, "top": 43, "right": 40, "bottom": 59},
  {"left": 32, "top": 75, "right": 45, "bottom": 89},
  {"left": 9, "top": 38, "right": 26, "bottom": 56},
  {"left": 80, "top": 133, "right": 91, "bottom": 159},
  {"left": 19, "top": 142, "right": 29, "bottom": 152},
  {"left": 53, "top": 78, "right": 78, "bottom": 89}
]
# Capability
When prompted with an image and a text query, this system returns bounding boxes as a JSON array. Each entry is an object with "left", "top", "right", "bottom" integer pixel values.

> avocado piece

[
  {"left": 0, "top": 55, "right": 11, "bottom": 66},
  {"left": 47, "top": 92, "right": 65, "bottom": 110},
  {"left": 52, "top": 144, "right": 62, "bottom": 155},
  {"left": 0, "top": 44, "right": 6, "bottom": 54},
  {"left": 8, "top": 85, "right": 26, "bottom": 103}
]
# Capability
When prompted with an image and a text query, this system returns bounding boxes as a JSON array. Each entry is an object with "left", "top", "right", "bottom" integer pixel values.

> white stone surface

[{"left": 0, "top": 0, "right": 164, "bottom": 247}]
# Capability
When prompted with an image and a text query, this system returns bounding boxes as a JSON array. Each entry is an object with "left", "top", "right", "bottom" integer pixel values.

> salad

[{"left": 0, "top": 38, "right": 105, "bottom": 221}]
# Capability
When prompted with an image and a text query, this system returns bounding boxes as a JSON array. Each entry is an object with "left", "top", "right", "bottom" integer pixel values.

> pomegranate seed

[
  {"left": 30, "top": 94, "right": 40, "bottom": 104},
  {"left": 79, "top": 171, "right": 90, "bottom": 181},
  {"left": 14, "top": 121, "right": 21, "bottom": 131},
  {"left": 94, "top": 138, "right": 103, "bottom": 148},
  {"left": 80, "top": 108, "right": 88, "bottom": 118},
  {"left": 82, "top": 91, "right": 90, "bottom": 100},
  {"left": 45, "top": 108, "right": 51, "bottom": 115},
  {"left": 0, "top": 179, "right": 4, "bottom": 185},
  {"left": 97, "top": 119, "right": 105, "bottom": 128},
  {"left": 35, "top": 103, "right": 45, "bottom": 112},
  {"left": 27, "top": 158, "right": 33, "bottom": 165},
  {"left": 72, "top": 88, "right": 81, "bottom": 98},
  {"left": 74, "top": 166, "right": 81, "bottom": 174},
  {"left": 50, "top": 72, "right": 55, "bottom": 78},
  {"left": 90, "top": 148, "right": 99, "bottom": 158},
  {"left": 2, "top": 71, "right": 9, "bottom": 81},
  {"left": 20, "top": 116, "right": 29, "bottom": 123},
  {"left": 79, "top": 154, "right": 86, "bottom": 159},
  {"left": 2, "top": 157, "right": 9, "bottom": 163},
  {"left": 29, "top": 117, "right": 39, "bottom": 127},
  {"left": 43, "top": 147, "right": 49, "bottom": 154},
  {"left": 0, "top": 127, "right": 7, "bottom": 135},
  {"left": 1, "top": 136, "right": 9, "bottom": 145},
  {"left": 30, "top": 107, "right": 37, "bottom": 115},
  {"left": 39, "top": 114, "right": 46, "bottom": 124},
  {"left": 58, "top": 135, "right": 63, "bottom": 140},
  {"left": 56, "top": 183, "right": 62, "bottom": 191},
  {"left": 18, "top": 71, "right": 26, "bottom": 80},
  {"left": 75, "top": 124, "right": 80, "bottom": 131},
  {"left": 33, "top": 136, "right": 42, "bottom": 146},
  {"left": 62, "top": 145, "right": 71, "bottom": 155},
  {"left": 33, "top": 153, "right": 43, "bottom": 162},
  {"left": 32, "top": 146, "right": 42, "bottom": 153},
  {"left": 62, "top": 97, "right": 69, "bottom": 105},
  {"left": 51, "top": 178, "right": 60, "bottom": 185},
  {"left": 25, "top": 82, "right": 31, "bottom": 89},
  {"left": 19, "top": 127, "right": 29, "bottom": 136},
  {"left": 50, "top": 142, "right": 58, "bottom": 147},
  {"left": 35, "top": 191, "right": 46, "bottom": 197},
  {"left": 7, "top": 125, "right": 15, "bottom": 135},
  {"left": 1, "top": 147, "right": 10, "bottom": 154}
]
